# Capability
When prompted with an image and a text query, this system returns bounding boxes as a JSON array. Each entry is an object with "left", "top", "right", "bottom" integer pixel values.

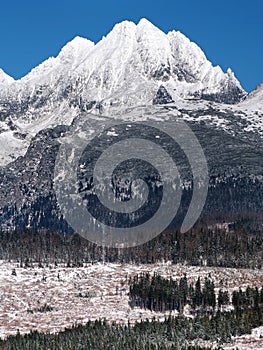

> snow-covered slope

[
  {"left": 2, "top": 19, "right": 245, "bottom": 105},
  {"left": 0, "top": 18, "right": 261, "bottom": 168},
  {"left": 20, "top": 36, "right": 95, "bottom": 84},
  {"left": 0, "top": 69, "right": 14, "bottom": 86},
  {"left": 240, "top": 83, "right": 263, "bottom": 111},
  {"left": 0, "top": 19, "right": 261, "bottom": 233},
  {"left": 0, "top": 18, "right": 251, "bottom": 165}
]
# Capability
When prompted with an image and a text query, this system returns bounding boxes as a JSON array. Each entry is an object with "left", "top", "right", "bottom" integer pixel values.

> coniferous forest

[
  {"left": 129, "top": 273, "right": 263, "bottom": 313},
  {"left": 0, "top": 225, "right": 262, "bottom": 349},
  {"left": 0, "top": 295, "right": 263, "bottom": 349},
  {"left": 0, "top": 319, "right": 219, "bottom": 350},
  {"left": 0, "top": 223, "right": 262, "bottom": 268}
]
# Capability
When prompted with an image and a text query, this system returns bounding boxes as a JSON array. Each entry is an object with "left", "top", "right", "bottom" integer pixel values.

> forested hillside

[{"left": 0, "top": 225, "right": 261, "bottom": 269}]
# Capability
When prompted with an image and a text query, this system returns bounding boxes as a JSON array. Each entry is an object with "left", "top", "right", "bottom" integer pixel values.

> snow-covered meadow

[{"left": 0, "top": 260, "right": 262, "bottom": 349}]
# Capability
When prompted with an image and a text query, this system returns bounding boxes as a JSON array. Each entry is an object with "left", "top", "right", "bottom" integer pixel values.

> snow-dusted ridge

[
  {"left": 1, "top": 18, "right": 245, "bottom": 101},
  {"left": 240, "top": 83, "right": 263, "bottom": 112},
  {"left": 0, "top": 18, "right": 261, "bottom": 166}
]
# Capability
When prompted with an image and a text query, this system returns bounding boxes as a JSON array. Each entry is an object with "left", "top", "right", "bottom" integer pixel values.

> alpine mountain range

[{"left": 0, "top": 18, "right": 262, "bottom": 235}]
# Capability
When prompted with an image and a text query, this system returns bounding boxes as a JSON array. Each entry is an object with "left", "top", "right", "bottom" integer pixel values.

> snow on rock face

[
  {"left": 0, "top": 69, "right": 14, "bottom": 86},
  {"left": 240, "top": 83, "right": 263, "bottom": 111},
  {"left": 136, "top": 18, "right": 173, "bottom": 78},
  {"left": 0, "top": 18, "right": 246, "bottom": 107},
  {"left": 17, "top": 37, "right": 95, "bottom": 85},
  {"left": 0, "top": 18, "right": 259, "bottom": 166},
  {"left": 168, "top": 29, "right": 226, "bottom": 92},
  {"left": 57, "top": 36, "right": 95, "bottom": 67},
  {"left": 69, "top": 18, "right": 245, "bottom": 105}
]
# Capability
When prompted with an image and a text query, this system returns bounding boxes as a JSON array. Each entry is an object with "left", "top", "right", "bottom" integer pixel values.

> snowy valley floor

[{"left": 0, "top": 261, "right": 262, "bottom": 349}]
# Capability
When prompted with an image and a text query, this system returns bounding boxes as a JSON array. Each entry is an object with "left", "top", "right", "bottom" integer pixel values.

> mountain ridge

[
  {"left": 0, "top": 19, "right": 261, "bottom": 235},
  {"left": 0, "top": 18, "right": 245, "bottom": 102}
]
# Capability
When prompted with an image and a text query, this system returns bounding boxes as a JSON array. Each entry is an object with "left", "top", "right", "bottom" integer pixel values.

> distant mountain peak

[
  {"left": 57, "top": 36, "right": 94, "bottom": 65},
  {"left": 58, "top": 36, "right": 94, "bottom": 54},
  {"left": 138, "top": 17, "right": 154, "bottom": 26},
  {"left": 111, "top": 19, "right": 137, "bottom": 33},
  {"left": 0, "top": 18, "right": 248, "bottom": 127}
]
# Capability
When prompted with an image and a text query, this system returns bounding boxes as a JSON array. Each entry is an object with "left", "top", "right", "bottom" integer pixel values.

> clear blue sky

[{"left": 0, "top": 0, "right": 262, "bottom": 92}]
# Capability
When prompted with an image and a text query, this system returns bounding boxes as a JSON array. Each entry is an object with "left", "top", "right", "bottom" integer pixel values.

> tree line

[
  {"left": 129, "top": 272, "right": 263, "bottom": 316},
  {"left": 1, "top": 303, "right": 263, "bottom": 349},
  {"left": 0, "top": 222, "right": 262, "bottom": 269}
]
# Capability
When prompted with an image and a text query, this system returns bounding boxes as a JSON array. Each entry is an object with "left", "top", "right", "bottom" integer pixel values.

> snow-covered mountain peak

[
  {"left": 135, "top": 19, "right": 171, "bottom": 75},
  {"left": 0, "top": 18, "right": 261, "bottom": 168},
  {"left": 136, "top": 18, "right": 165, "bottom": 34},
  {"left": 1, "top": 18, "right": 246, "bottom": 104},
  {"left": 19, "top": 56, "right": 57, "bottom": 83},
  {"left": 137, "top": 17, "right": 156, "bottom": 27},
  {"left": 95, "top": 20, "right": 137, "bottom": 54},
  {"left": 57, "top": 36, "right": 95, "bottom": 65},
  {"left": 109, "top": 20, "right": 136, "bottom": 36},
  {"left": 18, "top": 36, "right": 95, "bottom": 84},
  {"left": 167, "top": 30, "right": 208, "bottom": 68},
  {"left": 226, "top": 68, "right": 243, "bottom": 89}
]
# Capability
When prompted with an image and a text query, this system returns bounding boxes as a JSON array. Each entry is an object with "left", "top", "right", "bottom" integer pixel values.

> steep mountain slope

[
  {"left": 240, "top": 83, "right": 263, "bottom": 111},
  {"left": 0, "top": 19, "right": 261, "bottom": 237},
  {"left": 1, "top": 19, "right": 245, "bottom": 106},
  {"left": 0, "top": 19, "right": 246, "bottom": 165}
]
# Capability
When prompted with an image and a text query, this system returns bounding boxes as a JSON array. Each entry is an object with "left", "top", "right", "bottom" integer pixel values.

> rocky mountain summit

[{"left": 0, "top": 19, "right": 262, "bottom": 236}]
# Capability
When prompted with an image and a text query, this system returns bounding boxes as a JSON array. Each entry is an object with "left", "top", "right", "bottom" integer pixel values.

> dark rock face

[
  {"left": 0, "top": 111, "right": 262, "bottom": 234},
  {"left": 172, "top": 66, "right": 197, "bottom": 83},
  {"left": 153, "top": 86, "right": 174, "bottom": 105},
  {"left": 151, "top": 64, "right": 171, "bottom": 81},
  {"left": 0, "top": 125, "right": 71, "bottom": 232},
  {"left": 202, "top": 85, "right": 246, "bottom": 104}
]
